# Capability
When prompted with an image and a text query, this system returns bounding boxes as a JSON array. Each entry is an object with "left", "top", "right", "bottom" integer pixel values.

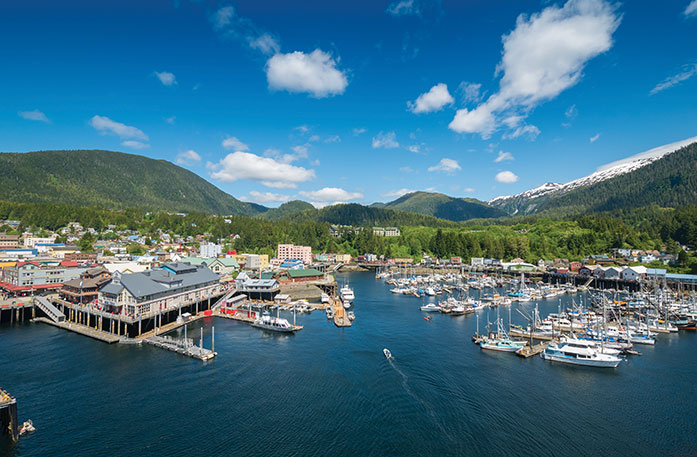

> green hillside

[
  {"left": 0, "top": 149, "right": 265, "bottom": 216},
  {"left": 284, "top": 203, "right": 459, "bottom": 227},
  {"left": 258, "top": 200, "right": 315, "bottom": 220},
  {"left": 380, "top": 191, "right": 507, "bottom": 221}
]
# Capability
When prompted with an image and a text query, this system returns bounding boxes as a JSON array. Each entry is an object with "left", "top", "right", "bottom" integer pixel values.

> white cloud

[
  {"left": 154, "top": 71, "right": 177, "bottom": 86},
  {"left": 408, "top": 145, "right": 421, "bottom": 153},
  {"left": 308, "top": 135, "right": 320, "bottom": 142},
  {"left": 372, "top": 131, "right": 399, "bottom": 149},
  {"left": 450, "top": 0, "right": 620, "bottom": 138},
  {"left": 299, "top": 187, "right": 363, "bottom": 207},
  {"left": 565, "top": 104, "right": 578, "bottom": 119},
  {"left": 89, "top": 115, "right": 148, "bottom": 140},
  {"left": 590, "top": 133, "right": 600, "bottom": 143},
  {"left": 495, "top": 151, "right": 514, "bottom": 162},
  {"left": 165, "top": 116, "right": 176, "bottom": 125},
  {"left": 495, "top": 171, "right": 519, "bottom": 183},
  {"left": 121, "top": 140, "right": 149, "bottom": 149},
  {"left": 503, "top": 124, "right": 541, "bottom": 140},
  {"left": 381, "top": 188, "right": 415, "bottom": 199},
  {"left": 684, "top": 0, "right": 697, "bottom": 17},
  {"left": 353, "top": 128, "right": 367, "bottom": 136},
  {"left": 294, "top": 125, "right": 310, "bottom": 134},
  {"left": 458, "top": 82, "right": 484, "bottom": 104},
  {"left": 248, "top": 33, "right": 280, "bottom": 55},
  {"left": 324, "top": 135, "right": 341, "bottom": 143},
  {"left": 399, "top": 166, "right": 414, "bottom": 173},
  {"left": 176, "top": 149, "right": 201, "bottom": 165},
  {"left": 462, "top": 187, "right": 476, "bottom": 193},
  {"left": 266, "top": 49, "right": 348, "bottom": 98},
  {"left": 240, "top": 191, "right": 291, "bottom": 204},
  {"left": 18, "top": 109, "right": 49, "bottom": 122},
  {"left": 222, "top": 136, "right": 249, "bottom": 151},
  {"left": 386, "top": 0, "right": 418, "bottom": 16},
  {"left": 213, "top": 6, "right": 234, "bottom": 30},
  {"left": 428, "top": 158, "right": 461, "bottom": 174},
  {"left": 210, "top": 151, "right": 315, "bottom": 188},
  {"left": 650, "top": 62, "right": 697, "bottom": 95},
  {"left": 408, "top": 83, "right": 454, "bottom": 113}
]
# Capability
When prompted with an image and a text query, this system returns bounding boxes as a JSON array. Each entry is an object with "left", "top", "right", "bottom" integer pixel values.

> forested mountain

[
  {"left": 283, "top": 203, "right": 459, "bottom": 227},
  {"left": 491, "top": 141, "right": 697, "bottom": 216},
  {"left": 377, "top": 191, "right": 507, "bottom": 221},
  {"left": 258, "top": 200, "right": 315, "bottom": 220},
  {"left": 0, "top": 150, "right": 266, "bottom": 216}
]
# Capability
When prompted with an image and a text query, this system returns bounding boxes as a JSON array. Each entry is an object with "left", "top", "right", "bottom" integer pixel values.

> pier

[
  {"left": 516, "top": 342, "right": 549, "bottom": 358},
  {"left": 0, "top": 388, "right": 18, "bottom": 443},
  {"left": 333, "top": 301, "right": 351, "bottom": 327}
]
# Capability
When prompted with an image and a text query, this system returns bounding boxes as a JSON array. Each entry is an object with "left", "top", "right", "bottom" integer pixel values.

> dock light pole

[
  {"left": 212, "top": 326, "right": 215, "bottom": 353},
  {"left": 200, "top": 327, "right": 203, "bottom": 351}
]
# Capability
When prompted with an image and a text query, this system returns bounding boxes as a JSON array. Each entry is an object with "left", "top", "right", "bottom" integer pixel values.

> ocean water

[{"left": 2, "top": 271, "right": 696, "bottom": 456}]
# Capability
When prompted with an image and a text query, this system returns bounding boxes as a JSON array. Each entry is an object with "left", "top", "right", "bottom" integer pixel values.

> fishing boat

[
  {"left": 19, "top": 420, "right": 35, "bottom": 436},
  {"left": 251, "top": 312, "right": 298, "bottom": 333},
  {"left": 340, "top": 284, "right": 355, "bottom": 308},
  {"left": 383, "top": 348, "right": 392, "bottom": 359},
  {"left": 541, "top": 341, "right": 622, "bottom": 368},
  {"left": 420, "top": 303, "right": 440, "bottom": 312},
  {"left": 479, "top": 318, "right": 527, "bottom": 352}
]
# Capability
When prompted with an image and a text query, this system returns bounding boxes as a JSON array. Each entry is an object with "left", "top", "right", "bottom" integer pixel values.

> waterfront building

[
  {"left": 0, "top": 261, "right": 87, "bottom": 296},
  {"left": 0, "top": 233, "right": 20, "bottom": 249},
  {"left": 277, "top": 244, "right": 312, "bottom": 264},
  {"left": 207, "top": 258, "right": 239, "bottom": 276},
  {"left": 98, "top": 262, "right": 220, "bottom": 316},
  {"left": 58, "top": 267, "right": 111, "bottom": 304},
  {"left": 621, "top": 266, "right": 647, "bottom": 281}
]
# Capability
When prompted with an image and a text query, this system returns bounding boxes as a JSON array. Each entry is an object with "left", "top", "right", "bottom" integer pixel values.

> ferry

[
  {"left": 251, "top": 312, "right": 298, "bottom": 333},
  {"left": 541, "top": 341, "right": 622, "bottom": 368}
]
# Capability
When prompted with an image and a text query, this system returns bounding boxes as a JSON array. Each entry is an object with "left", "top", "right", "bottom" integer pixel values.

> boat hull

[{"left": 541, "top": 352, "right": 621, "bottom": 368}]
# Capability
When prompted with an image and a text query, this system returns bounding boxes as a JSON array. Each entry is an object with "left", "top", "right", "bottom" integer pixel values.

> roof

[
  {"left": 287, "top": 268, "right": 324, "bottom": 278},
  {"left": 180, "top": 257, "right": 210, "bottom": 266},
  {"left": 666, "top": 273, "right": 697, "bottom": 281},
  {"left": 212, "top": 258, "right": 239, "bottom": 268},
  {"left": 101, "top": 263, "right": 219, "bottom": 299},
  {"left": 646, "top": 268, "right": 667, "bottom": 275}
]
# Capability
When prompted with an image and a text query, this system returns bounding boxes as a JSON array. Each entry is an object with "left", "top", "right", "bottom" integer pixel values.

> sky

[{"left": 2, "top": 0, "right": 697, "bottom": 207}]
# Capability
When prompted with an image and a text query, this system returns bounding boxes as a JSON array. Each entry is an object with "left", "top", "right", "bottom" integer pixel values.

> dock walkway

[
  {"left": 333, "top": 302, "right": 351, "bottom": 328},
  {"left": 33, "top": 317, "right": 120, "bottom": 343},
  {"left": 143, "top": 335, "right": 216, "bottom": 361},
  {"left": 516, "top": 342, "right": 549, "bottom": 358}
]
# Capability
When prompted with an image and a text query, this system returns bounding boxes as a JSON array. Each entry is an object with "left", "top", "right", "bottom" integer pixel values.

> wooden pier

[
  {"left": 0, "top": 388, "right": 18, "bottom": 443},
  {"left": 33, "top": 317, "right": 121, "bottom": 343},
  {"left": 516, "top": 342, "right": 549, "bottom": 358},
  {"left": 333, "top": 301, "right": 351, "bottom": 328}
]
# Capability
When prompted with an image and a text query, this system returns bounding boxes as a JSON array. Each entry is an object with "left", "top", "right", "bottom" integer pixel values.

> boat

[
  {"left": 347, "top": 311, "right": 355, "bottom": 321},
  {"left": 321, "top": 293, "right": 330, "bottom": 304},
  {"left": 420, "top": 303, "right": 440, "bottom": 312},
  {"left": 479, "top": 318, "right": 527, "bottom": 352},
  {"left": 19, "top": 419, "right": 35, "bottom": 436},
  {"left": 340, "top": 284, "right": 355, "bottom": 308},
  {"left": 325, "top": 307, "right": 334, "bottom": 319},
  {"left": 383, "top": 348, "right": 392, "bottom": 359},
  {"left": 424, "top": 316, "right": 431, "bottom": 321},
  {"left": 541, "top": 341, "right": 622, "bottom": 368},
  {"left": 251, "top": 312, "right": 298, "bottom": 333}
]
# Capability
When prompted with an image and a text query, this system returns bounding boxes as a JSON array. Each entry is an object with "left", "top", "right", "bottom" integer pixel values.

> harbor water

[{"left": 2, "top": 271, "right": 696, "bottom": 456}]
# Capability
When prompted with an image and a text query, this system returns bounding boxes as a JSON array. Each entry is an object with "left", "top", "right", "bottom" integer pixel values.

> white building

[
  {"left": 470, "top": 257, "right": 484, "bottom": 267},
  {"left": 24, "top": 235, "right": 57, "bottom": 248},
  {"left": 200, "top": 243, "right": 222, "bottom": 258},
  {"left": 622, "top": 266, "right": 647, "bottom": 281},
  {"left": 277, "top": 244, "right": 312, "bottom": 264}
]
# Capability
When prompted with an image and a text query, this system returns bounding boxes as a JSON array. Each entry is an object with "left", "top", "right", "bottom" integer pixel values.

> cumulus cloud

[
  {"left": 154, "top": 71, "right": 177, "bottom": 86},
  {"left": 266, "top": 50, "right": 348, "bottom": 98},
  {"left": 299, "top": 187, "right": 363, "bottom": 207},
  {"left": 381, "top": 188, "right": 415, "bottom": 199},
  {"left": 89, "top": 115, "right": 148, "bottom": 140},
  {"left": 495, "top": 171, "right": 519, "bottom": 183},
  {"left": 408, "top": 145, "right": 421, "bottom": 153},
  {"left": 308, "top": 135, "right": 321, "bottom": 142},
  {"left": 210, "top": 151, "right": 315, "bottom": 188},
  {"left": 372, "top": 131, "right": 399, "bottom": 149},
  {"left": 590, "top": 133, "right": 600, "bottom": 143},
  {"left": 458, "top": 82, "right": 484, "bottom": 104},
  {"left": 495, "top": 151, "right": 514, "bottom": 162},
  {"left": 18, "top": 109, "right": 50, "bottom": 123},
  {"left": 450, "top": 0, "right": 620, "bottom": 138},
  {"left": 248, "top": 33, "right": 280, "bottom": 55},
  {"left": 428, "top": 158, "right": 461, "bottom": 174},
  {"left": 240, "top": 191, "right": 291, "bottom": 204},
  {"left": 121, "top": 140, "right": 149, "bottom": 149},
  {"left": 176, "top": 149, "right": 201, "bottom": 165},
  {"left": 650, "top": 62, "right": 697, "bottom": 95},
  {"left": 685, "top": 0, "right": 697, "bottom": 17},
  {"left": 222, "top": 136, "right": 249, "bottom": 151},
  {"left": 408, "top": 83, "right": 454, "bottom": 113}
]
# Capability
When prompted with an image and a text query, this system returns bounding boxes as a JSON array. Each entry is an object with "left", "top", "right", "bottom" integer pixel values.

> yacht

[
  {"left": 420, "top": 303, "right": 441, "bottom": 313},
  {"left": 340, "top": 284, "right": 355, "bottom": 308},
  {"left": 541, "top": 341, "right": 622, "bottom": 368},
  {"left": 251, "top": 312, "right": 298, "bottom": 333}
]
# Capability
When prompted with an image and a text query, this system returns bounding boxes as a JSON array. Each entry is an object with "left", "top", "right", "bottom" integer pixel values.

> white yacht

[
  {"left": 541, "top": 341, "right": 622, "bottom": 368},
  {"left": 251, "top": 312, "right": 298, "bottom": 333},
  {"left": 420, "top": 303, "right": 441, "bottom": 312},
  {"left": 321, "top": 293, "right": 330, "bottom": 304},
  {"left": 340, "top": 284, "right": 355, "bottom": 308}
]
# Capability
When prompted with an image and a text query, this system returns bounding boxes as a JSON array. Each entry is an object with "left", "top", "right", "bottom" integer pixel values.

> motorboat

[
  {"left": 541, "top": 342, "right": 622, "bottom": 368},
  {"left": 251, "top": 312, "right": 298, "bottom": 333},
  {"left": 321, "top": 293, "right": 330, "bottom": 304},
  {"left": 326, "top": 307, "right": 334, "bottom": 319},
  {"left": 19, "top": 420, "right": 35, "bottom": 436},
  {"left": 347, "top": 311, "right": 355, "bottom": 321},
  {"left": 420, "top": 303, "right": 440, "bottom": 313},
  {"left": 340, "top": 284, "right": 355, "bottom": 307},
  {"left": 383, "top": 348, "right": 392, "bottom": 359}
]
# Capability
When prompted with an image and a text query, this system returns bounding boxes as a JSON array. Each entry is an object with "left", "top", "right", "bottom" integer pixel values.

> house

[
  {"left": 569, "top": 261, "right": 582, "bottom": 272},
  {"left": 646, "top": 268, "right": 667, "bottom": 281},
  {"left": 639, "top": 253, "right": 657, "bottom": 263},
  {"left": 207, "top": 258, "right": 239, "bottom": 276},
  {"left": 585, "top": 254, "right": 615, "bottom": 266},
  {"left": 621, "top": 266, "right": 647, "bottom": 281},
  {"left": 603, "top": 266, "right": 623, "bottom": 279},
  {"left": 58, "top": 266, "right": 111, "bottom": 304},
  {"left": 284, "top": 268, "right": 326, "bottom": 283},
  {"left": 98, "top": 262, "right": 221, "bottom": 316},
  {"left": 470, "top": 257, "right": 484, "bottom": 267},
  {"left": 335, "top": 254, "right": 352, "bottom": 263}
]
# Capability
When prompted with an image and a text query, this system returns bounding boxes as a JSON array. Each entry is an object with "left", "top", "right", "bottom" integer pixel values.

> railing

[{"left": 34, "top": 296, "right": 65, "bottom": 323}]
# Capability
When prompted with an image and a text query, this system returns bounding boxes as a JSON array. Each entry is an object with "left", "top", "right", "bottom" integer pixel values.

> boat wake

[{"left": 387, "top": 358, "right": 452, "bottom": 439}]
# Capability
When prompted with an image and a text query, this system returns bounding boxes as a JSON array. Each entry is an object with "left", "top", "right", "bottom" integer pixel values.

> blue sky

[{"left": 2, "top": 0, "right": 697, "bottom": 207}]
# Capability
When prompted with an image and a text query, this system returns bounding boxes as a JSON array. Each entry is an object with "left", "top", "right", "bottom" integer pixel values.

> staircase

[
  {"left": 34, "top": 296, "right": 65, "bottom": 323},
  {"left": 211, "top": 287, "right": 237, "bottom": 311}
]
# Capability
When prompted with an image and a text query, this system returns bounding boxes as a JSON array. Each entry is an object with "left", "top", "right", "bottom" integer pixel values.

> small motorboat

[
  {"left": 19, "top": 419, "right": 35, "bottom": 436},
  {"left": 383, "top": 348, "right": 392, "bottom": 359},
  {"left": 424, "top": 316, "right": 431, "bottom": 321}
]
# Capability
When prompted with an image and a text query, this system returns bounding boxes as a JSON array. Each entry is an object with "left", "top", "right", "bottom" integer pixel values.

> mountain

[
  {"left": 378, "top": 191, "right": 507, "bottom": 221},
  {"left": 258, "top": 200, "right": 315, "bottom": 220},
  {"left": 491, "top": 136, "right": 697, "bottom": 215},
  {"left": 0, "top": 149, "right": 266, "bottom": 216},
  {"left": 284, "top": 203, "right": 458, "bottom": 227}
]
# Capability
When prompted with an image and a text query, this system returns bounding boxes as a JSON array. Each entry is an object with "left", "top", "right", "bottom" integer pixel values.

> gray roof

[{"left": 99, "top": 263, "right": 219, "bottom": 300}]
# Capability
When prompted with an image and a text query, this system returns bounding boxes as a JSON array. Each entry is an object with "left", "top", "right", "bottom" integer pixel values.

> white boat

[
  {"left": 347, "top": 311, "right": 355, "bottom": 321},
  {"left": 560, "top": 336, "right": 622, "bottom": 356},
  {"left": 321, "top": 293, "right": 330, "bottom": 304},
  {"left": 541, "top": 341, "right": 622, "bottom": 368},
  {"left": 420, "top": 303, "right": 440, "bottom": 312},
  {"left": 19, "top": 419, "right": 35, "bottom": 436},
  {"left": 340, "top": 284, "right": 355, "bottom": 307},
  {"left": 383, "top": 348, "right": 392, "bottom": 359},
  {"left": 325, "top": 307, "right": 334, "bottom": 319},
  {"left": 251, "top": 312, "right": 298, "bottom": 333}
]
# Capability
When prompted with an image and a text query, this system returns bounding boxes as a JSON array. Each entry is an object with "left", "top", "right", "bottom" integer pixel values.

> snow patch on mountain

[{"left": 490, "top": 135, "right": 697, "bottom": 205}]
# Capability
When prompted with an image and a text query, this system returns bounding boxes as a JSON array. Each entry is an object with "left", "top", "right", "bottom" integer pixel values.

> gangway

[{"left": 33, "top": 296, "right": 65, "bottom": 323}]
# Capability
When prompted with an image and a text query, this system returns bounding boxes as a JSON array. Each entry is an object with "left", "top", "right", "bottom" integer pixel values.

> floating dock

[
  {"left": 333, "top": 302, "right": 351, "bottom": 328},
  {"left": 0, "top": 388, "right": 18, "bottom": 443},
  {"left": 33, "top": 317, "right": 120, "bottom": 343},
  {"left": 144, "top": 334, "right": 216, "bottom": 361},
  {"left": 516, "top": 342, "right": 549, "bottom": 358}
]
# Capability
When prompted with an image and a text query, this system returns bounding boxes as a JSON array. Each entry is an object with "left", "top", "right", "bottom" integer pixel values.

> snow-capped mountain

[{"left": 490, "top": 135, "right": 697, "bottom": 213}]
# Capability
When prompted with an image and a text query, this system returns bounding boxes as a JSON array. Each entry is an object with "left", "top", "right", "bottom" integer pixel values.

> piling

[{"left": 0, "top": 388, "right": 19, "bottom": 443}]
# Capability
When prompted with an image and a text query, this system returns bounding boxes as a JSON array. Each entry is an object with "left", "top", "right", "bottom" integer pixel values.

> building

[
  {"left": 58, "top": 266, "right": 111, "bottom": 304},
  {"left": 0, "top": 233, "right": 19, "bottom": 249},
  {"left": 277, "top": 244, "right": 312, "bottom": 264},
  {"left": 98, "top": 262, "right": 221, "bottom": 316},
  {"left": 646, "top": 268, "right": 667, "bottom": 281},
  {"left": 283, "top": 268, "right": 326, "bottom": 283},
  {"left": 0, "top": 261, "right": 87, "bottom": 296},
  {"left": 603, "top": 266, "right": 623, "bottom": 279},
  {"left": 23, "top": 235, "right": 57, "bottom": 248},
  {"left": 470, "top": 257, "right": 485, "bottom": 267},
  {"left": 62, "top": 252, "right": 98, "bottom": 263},
  {"left": 200, "top": 243, "right": 222, "bottom": 258},
  {"left": 621, "top": 266, "right": 647, "bottom": 281},
  {"left": 335, "top": 254, "right": 352, "bottom": 263},
  {"left": 207, "top": 258, "right": 239, "bottom": 276},
  {"left": 280, "top": 259, "right": 304, "bottom": 270}
]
